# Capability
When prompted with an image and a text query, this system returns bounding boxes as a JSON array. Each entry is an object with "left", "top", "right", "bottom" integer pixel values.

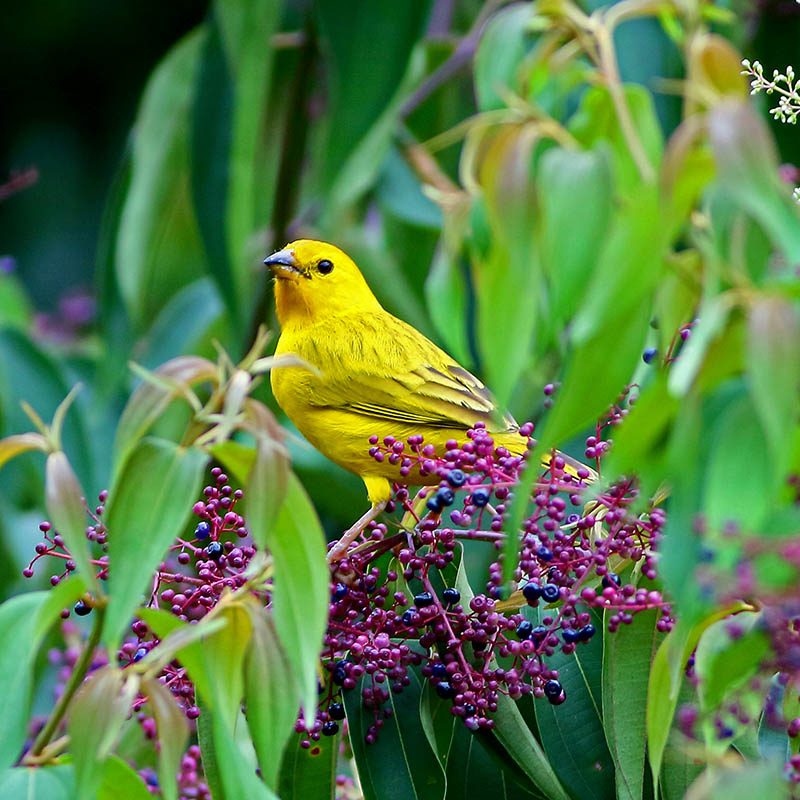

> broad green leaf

[
  {"left": 197, "top": 699, "right": 225, "bottom": 800},
  {"left": 660, "top": 680, "right": 703, "bottom": 800},
  {"left": 747, "top": 297, "right": 800, "bottom": 479},
  {"left": 142, "top": 677, "right": 189, "bottom": 800},
  {"left": 490, "top": 693, "right": 570, "bottom": 800},
  {"left": 244, "top": 605, "right": 300, "bottom": 790},
  {"left": 277, "top": 729, "right": 336, "bottom": 800},
  {"left": 0, "top": 580, "right": 85, "bottom": 770},
  {"left": 602, "top": 609, "right": 661, "bottom": 800},
  {"left": 69, "top": 666, "right": 139, "bottom": 800},
  {"left": 424, "top": 246, "right": 472, "bottom": 368},
  {"left": 647, "top": 605, "right": 750, "bottom": 789},
  {"left": 137, "top": 278, "right": 224, "bottom": 370},
  {"left": 344, "top": 669, "right": 446, "bottom": 800},
  {"left": 103, "top": 438, "right": 208, "bottom": 647},
  {"left": 474, "top": 4, "right": 534, "bottom": 111},
  {"left": 112, "top": 356, "right": 217, "bottom": 480},
  {"left": 266, "top": 473, "right": 328, "bottom": 727},
  {"left": 538, "top": 148, "right": 613, "bottom": 326},
  {"left": 46, "top": 450, "right": 98, "bottom": 592},
  {"left": 0, "top": 765, "right": 74, "bottom": 799},
  {"left": 693, "top": 614, "right": 767, "bottom": 712},
  {"left": 709, "top": 101, "right": 800, "bottom": 264},
  {"left": 530, "top": 609, "right": 613, "bottom": 800},
  {"left": 98, "top": 755, "right": 153, "bottom": 800},
  {"left": 569, "top": 85, "right": 663, "bottom": 193},
  {"left": 703, "top": 393, "right": 772, "bottom": 532},
  {"left": 570, "top": 185, "right": 664, "bottom": 344},
  {"left": 314, "top": 0, "right": 432, "bottom": 192},
  {"left": 0, "top": 272, "right": 32, "bottom": 329},
  {"left": 245, "top": 431, "right": 290, "bottom": 552},
  {"left": 116, "top": 29, "right": 208, "bottom": 327}
]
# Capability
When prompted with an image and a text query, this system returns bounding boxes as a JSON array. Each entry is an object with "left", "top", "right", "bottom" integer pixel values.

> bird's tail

[{"left": 496, "top": 432, "right": 598, "bottom": 483}]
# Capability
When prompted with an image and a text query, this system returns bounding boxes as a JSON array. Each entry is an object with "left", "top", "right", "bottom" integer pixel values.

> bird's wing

[{"left": 302, "top": 312, "right": 517, "bottom": 432}]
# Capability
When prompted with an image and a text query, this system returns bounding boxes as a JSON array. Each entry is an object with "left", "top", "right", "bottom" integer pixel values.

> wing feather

[{"left": 302, "top": 311, "right": 516, "bottom": 432}]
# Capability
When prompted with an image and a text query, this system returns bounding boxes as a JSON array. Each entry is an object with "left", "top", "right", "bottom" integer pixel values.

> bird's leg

[{"left": 327, "top": 500, "right": 387, "bottom": 564}]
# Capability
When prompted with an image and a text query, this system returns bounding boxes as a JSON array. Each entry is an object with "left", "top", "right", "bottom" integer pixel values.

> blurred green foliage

[{"left": 2, "top": 0, "right": 800, "bottom": 798}]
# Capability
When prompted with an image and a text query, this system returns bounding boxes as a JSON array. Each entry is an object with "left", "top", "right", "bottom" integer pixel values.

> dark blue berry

[
  {"left": 516, "top": 620, "right": 533, "bottom": 640},
  {"left": 328, "top": 702, "right": 346, "bottom": 720},
  {"left": 194, "top": 521, "right": 211, "bottom": 540},
  {"left": 436, "top": 487, "right": 455, "bottom": 507},
  {"left": 414, "top": 591, "right": 434, "bottom": 607},
  {"left": 402, "top": 610, "right": 415, "bottom": 625},
  {"left": 332, "top": 583, "right": 348, "bottom": 601},
  {"left": 332, "top": 659, "right": 350, "bottom": 686},
  {"left": 578, "top": 624, "right": 596, "bottom": 641},
  {"left": 642, "top": 347, "right": 658, "bottom": 364},
  {"left": 426, "top": 495, "right": 443, "bottom": 513},
  {"left": 431, "top": 663, "right": 448, "bottom": 678},
  {"left": 464, "top": 703, "right": 476, "bottom": 715},
  {"left": 447, "top": 469, "right": 466, "bottom": 488},
  {"left": 541, "top": 584, "right": 560, "bottom": 603},
  {"left": 322, "top": 720, "right": 339, "bottom": 736},
  {"left": 536, "top": 546, "right": 553, "bottom": 562},
  {"left": 435, "top": 681, "right": 457, "bottom": 699},
  {"left": 543, "top": 679, "right": 562, "bottom": 700},
  {"left": 205, "top": 541, "right": 224, "bottom": 561},
  {"left": 133, "top": 647, "right": 148, "bottom": 662},
  {"left": 74, "top": 600, "right": 91, "bottom": 616},
  {"left": 602, "top": 573, "right": 621, "bottom": 589},
  {"left": 471, "top": 487, "right": 491, "bottom": 507},
  {"left": 562, "top": 628, "right": 580, "bottom": 643},
  {"left": 532, "top": 625, "right": 548, "bottom": 642},
  {"left": 522, "top": 582, "right": 542, "bottom": 604},
  {"left": 442, "top": 587, "right": 460, "bottom": 605}
]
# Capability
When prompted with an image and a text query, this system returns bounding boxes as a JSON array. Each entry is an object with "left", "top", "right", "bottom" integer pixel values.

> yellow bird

[{"left": 265, "top": 240, "right": 590, "bottom": 562}]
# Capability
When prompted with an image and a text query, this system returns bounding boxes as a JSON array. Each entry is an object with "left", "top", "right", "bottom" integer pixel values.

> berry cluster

[{"left": 296, "top": 419, "right": 673, "bottom": 743}]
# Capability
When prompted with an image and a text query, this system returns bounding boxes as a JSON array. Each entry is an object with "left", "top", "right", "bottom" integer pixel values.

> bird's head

[{"left": 264, "top": 239, "right": 381, "bottom": 326}]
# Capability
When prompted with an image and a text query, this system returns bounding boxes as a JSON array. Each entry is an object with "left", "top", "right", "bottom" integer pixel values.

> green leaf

[
  {"left": 747, "top": 297, "right": 800, "bottom": 479},
  {"left": 569, "top": 85, "right": 663, "bottom": 194},
  {"left": 137, "top": 278, "right": 224, "bottom": 370},
  {"left": 46, "top": 451, "right": 98, "bottom": 592},
  {"left": 112, "top": 356, "right": 217, "bottom": 481},
  {"left": 491, "top": 693, "right": 570, "bottom": 800},
  {"left": 245, "top": 432, "right": 290, "bottom": 552},
  {"left": 424, "top": 246, "right": 472, "bottom": 368},
  {"left": 69, "top": 666, "right": 140, "bottom": 800},
  {"left": 602, "top": 609, "right": 661, "bottom": 800},
  {"left": 98, "top": 755, "right": 153, "bottom": 800},
  {"left": 197, "top": 699, "right": 225, "bottom": 800},
  {"left": 709, "top": 101, "right": 800, "bottom": 264},
  {"left": 474, "top": 4, "right": 534, "bottom": 111},
  {"left": 142, "top": 677, "right": 189, "bottom": 800},
  {"left": 570, "top": 186, "right": 664, "bottom": 344},
  {"left": 683, "top": 761, "right": 786, "bottom": 799},
  {"left": 244, "top": 605, "right": 300, "bottom": 790},
  {"left": 266, "top": 473, "right": 328, "bottom": 727},
  {"left": 277, "top": 728, "right": 337, "bottom": 800},
  {"left": 538, "top": 148, "right": 613, "bottom": 326},
  {"left": 0, "top": 765, "right": 75, "bottom": 799},
  {"left": 0, "top": 272, "right": 32, "bottom": 329},
  {"left": 103, "top": 438, "right": 208, "bottom": 648},
  {"left": 694, "top": 614, "right": 768, "bottom": 712},
  {"left": 344, "top": 669, "right": 446, "bottom": 800},
  {"left": 531, "top": 609, "right": 614, "bottom": 800},
  {"left": 703, "top": 393, "right": 772, "bottom": 532},
  {"left": 314, "top": 0, "right": 431, "bottom": 192},
  {"left": 116, "top": 28, "right": 208, "bottom": 327},
  {"left": 0, "top": 580, "right": 85, "bottom": 770}
]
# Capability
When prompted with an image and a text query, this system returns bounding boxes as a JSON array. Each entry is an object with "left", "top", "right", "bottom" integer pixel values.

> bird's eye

[{"left": 317, "top": 259, "right": 334, "bottom": 275}]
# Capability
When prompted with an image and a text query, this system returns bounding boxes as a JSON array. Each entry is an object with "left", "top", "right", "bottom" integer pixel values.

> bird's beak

[{"left": 263, "top": 248, "right": 303, "bottom": 280}]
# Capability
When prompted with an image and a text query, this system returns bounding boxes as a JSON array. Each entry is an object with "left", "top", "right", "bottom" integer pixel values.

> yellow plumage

[{"left": 264, "top": 240, "right": 587, "bottom": 560}]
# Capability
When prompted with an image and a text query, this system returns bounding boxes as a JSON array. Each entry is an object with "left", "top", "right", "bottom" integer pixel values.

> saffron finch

[{"left": 265, "top": 240, "right": 591, "bottom": 561}]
